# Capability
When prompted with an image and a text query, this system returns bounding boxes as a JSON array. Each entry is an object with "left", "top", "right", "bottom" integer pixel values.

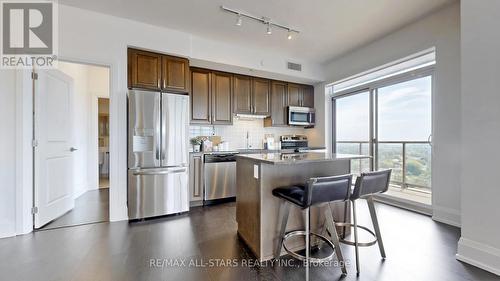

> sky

[{"left": 336, "top": 76, "right": 432, "bottom": 142}]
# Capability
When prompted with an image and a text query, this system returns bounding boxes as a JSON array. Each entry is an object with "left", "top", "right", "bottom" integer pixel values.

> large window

[{"left": 332, "top": 69, "right": 433, "bottom": 204}]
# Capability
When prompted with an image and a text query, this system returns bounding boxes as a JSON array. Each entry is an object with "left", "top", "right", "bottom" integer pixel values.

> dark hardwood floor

[
  {"left": 41, "top": 189, "right": 109, "bottom": 230},
  {"left": 0, "top": 201, "right": 498, "bottom": 281}
]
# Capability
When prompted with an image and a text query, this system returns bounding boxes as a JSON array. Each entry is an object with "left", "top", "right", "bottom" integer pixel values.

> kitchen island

[{"left": 235, "top": 152, "right": 370, "bottom": 261}]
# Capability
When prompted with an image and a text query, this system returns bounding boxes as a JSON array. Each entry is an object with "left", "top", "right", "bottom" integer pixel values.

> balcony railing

[{"left": 336, "top": 141, "right": 431, "bottom": 193}]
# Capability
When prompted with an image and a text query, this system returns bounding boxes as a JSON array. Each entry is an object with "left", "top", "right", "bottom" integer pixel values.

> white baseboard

[
  {"left": 432, "top": 205, "right": 461, "bottom": 227},
  {"left": 373, "top": 193, "right": 433, "bottom": 216},
  {"left": 457, "top": 237, "right": 500, "bottom": 276}
]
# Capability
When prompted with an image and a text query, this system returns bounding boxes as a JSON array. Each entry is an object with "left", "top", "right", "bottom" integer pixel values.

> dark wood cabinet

[
  {"left": 128, "top": 49, "right": 161, "bottom": 90},
  {"left": 190, "top": 68, "right": 211, "bottom": 124},
  {"left": 190, "top": 68, "right": 233, "bottom": 125},
  {"left": 162, "top": 56, "right": 189, "bottom": 92},
  {"left": 128, "top": 48, "right": 189, "bottom": 93},
  {"left": 265, "top": 81, "right": 288, "bottom": 127},
  {"left": 265, "top": 83, "right": 314, "bottom": 127},
  {"left": 302, "top": 85, "right": 314, "bottom": 108},
  {"left": 211, "top": 72, "right": 233, "bottom": 125},
  {"left": 233, "top": 75, "right": 252, "bottom": 114},
  {"left": 252, "top": 78, "right": 271, "bottom": 116},
  {"left": 287, "top": 83, "right": 302, "bottom": 107},
  {"left": 287, "top": 83, "right": 314, "bottom": 107}
]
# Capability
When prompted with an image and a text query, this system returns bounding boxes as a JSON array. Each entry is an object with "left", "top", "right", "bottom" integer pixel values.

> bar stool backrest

[
  {"left": 305, "top": 174, "right": 353, "bottom": 207},
  {"left": 351, "top": 169, "right": 392, "bottom": 200}
]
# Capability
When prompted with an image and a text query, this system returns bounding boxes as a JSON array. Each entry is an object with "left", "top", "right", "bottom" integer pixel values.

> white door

[{"left": 34, "top": 69, "right": 75, "bottom": 228}]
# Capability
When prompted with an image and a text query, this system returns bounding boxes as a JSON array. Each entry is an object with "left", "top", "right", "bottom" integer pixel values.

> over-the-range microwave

[{"left": 288, "top": 106, "right": 315, "bottom": 126}]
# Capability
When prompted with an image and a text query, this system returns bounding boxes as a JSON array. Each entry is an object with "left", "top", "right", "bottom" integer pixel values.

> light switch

[{"left": 253, "top": 165, "right": 259, "bottom": 179}]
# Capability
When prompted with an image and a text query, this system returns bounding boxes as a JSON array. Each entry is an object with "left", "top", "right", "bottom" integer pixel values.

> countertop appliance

[
  {"left": 204, "top": 152, "right": 238, "bottom": 204},
  {"left": 280, "top": 135, "right": 308, "bottom": 151},
  {"left": 127, "top": 90, "right": 189, "bottom": 220},
  {"left": 288, "top": 106, "right": 315, "bottom": 126}
]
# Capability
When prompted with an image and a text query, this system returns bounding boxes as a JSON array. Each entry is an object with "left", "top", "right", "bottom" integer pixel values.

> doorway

[{"left": 35, "top": 61, "right": 111, "bottom": 230}]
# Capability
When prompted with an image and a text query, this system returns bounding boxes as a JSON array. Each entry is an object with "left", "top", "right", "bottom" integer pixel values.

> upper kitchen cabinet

[
  {"left": 190, "top": 68, "right": 233, "bottom": 125},
  {"left": 162, "top": 55, "right": 189, "bottom": 93},
  {"left": 233, "top": 75, "right": 252, "bottom": 114},
  {"left": 287, "top": 83, "right": 314, "bottom": 107},
  {"left": 190, "top": 68, "right": 211, "bottom": 124},
  {"left": 301, "top": 85, "right": 315, "bottom": 108},
  {"left": 128, "top": 48, "right": 190, "bottom": 93},
  {"left": 265, "top": 81, "right": 288, "bottom": 127},
  {"left": 252, "top": 78, "right": 271, "bottom": 116},
  {"left": 211, "top": 71, "right": 233, "bottom": 125},
  {"left": 287, "top": 83, "right": 302, "bottom": 107},
  {"left": 128, "top": 49, "right": 161, "bottom": 90}
]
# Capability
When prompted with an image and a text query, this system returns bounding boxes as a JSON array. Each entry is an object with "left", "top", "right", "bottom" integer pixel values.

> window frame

[{"left": 331, "top": 65, "right": 435, "bottom": 191}]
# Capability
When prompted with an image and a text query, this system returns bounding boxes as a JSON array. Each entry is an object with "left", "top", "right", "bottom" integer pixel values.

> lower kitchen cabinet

[{"left": 189, "top": 153, "right": 204, "bottom": 205}]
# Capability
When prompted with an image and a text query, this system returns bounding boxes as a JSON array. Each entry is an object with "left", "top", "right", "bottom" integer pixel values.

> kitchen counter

[
  {"left": 237, "top": 152, "right": 369, "bottom": 165},
  {"left": 189, "top": 147, "right": 327, "bottom": 155},
  {"left": 236, "top": 152, "right": 365, "bottom": 261}
]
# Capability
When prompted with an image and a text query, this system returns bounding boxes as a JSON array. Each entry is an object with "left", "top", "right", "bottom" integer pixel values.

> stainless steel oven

[{"left": 288, "top": 106, "right": 315, "bottom": 126}]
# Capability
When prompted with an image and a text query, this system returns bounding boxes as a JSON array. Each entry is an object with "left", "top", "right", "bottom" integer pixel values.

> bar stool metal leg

[
  {"left": 324, "top": 203, "right": 347, "bottom": 275},
  {"left": 352, "top": 200, "right": 360, "bottom": 275},
  {"left": 342, "top": 201, "right": 349, "bottom": 239},
  {"left": 275, "top": 201, "right": 291, "bottom": 260},
  {"left": 367, "top": 196, "right": 386, "bottom": 258},
  {"left": 305, "top": 207, "right": 310, "bottom": 266}
]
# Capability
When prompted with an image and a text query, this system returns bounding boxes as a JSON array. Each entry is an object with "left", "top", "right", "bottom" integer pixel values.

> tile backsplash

[{"left": 189, "top": 118, "right": 307, "bottom": 150}]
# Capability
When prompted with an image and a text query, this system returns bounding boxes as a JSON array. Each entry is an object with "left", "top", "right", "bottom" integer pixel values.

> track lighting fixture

[{"left": 221, "top": 6, "right": 299, "bottom": 39}]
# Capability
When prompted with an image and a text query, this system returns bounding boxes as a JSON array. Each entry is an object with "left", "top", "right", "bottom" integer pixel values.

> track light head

[
  {"left": 266, "top": 22, "right": 272, "bottom": 35},
  {"left": 236, "top": 14, "right": 242, "bottom": 26},
  {"left": 287, "top": 30, "right": 293, "bottom": 40}
]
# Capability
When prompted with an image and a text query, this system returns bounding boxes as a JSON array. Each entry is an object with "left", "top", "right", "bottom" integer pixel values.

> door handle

[
  {"left": 133, "top": 168, "right": 186, "bottom": 176},
  {"left": 70, "top": 147, "right": 78, "bottom": 152}
]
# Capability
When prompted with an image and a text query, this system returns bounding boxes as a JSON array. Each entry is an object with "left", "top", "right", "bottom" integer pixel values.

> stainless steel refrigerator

[{"left": 127, "top": 90, "right": 189, "bottom": 219}]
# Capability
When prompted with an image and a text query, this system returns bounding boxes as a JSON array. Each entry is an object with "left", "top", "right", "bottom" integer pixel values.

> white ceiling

[{"left": 59, "top": 0, "right": 454, "bottom": 64}]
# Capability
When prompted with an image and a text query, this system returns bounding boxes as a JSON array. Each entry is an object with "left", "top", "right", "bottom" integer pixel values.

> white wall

[
  {"left": 457, "top": 0, "right": 500, "bottom": 275},
  {"left": 309, "top": 2, "right": 462, "bottom": 227},
  {"left": 0, "top": 70, "right": 17, "bottom": 238}
]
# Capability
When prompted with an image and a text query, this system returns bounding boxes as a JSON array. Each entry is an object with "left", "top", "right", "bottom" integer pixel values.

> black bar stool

[
  {"left": 336, "top": 169, "right": 392, "bottom": 275},
  {"left": 273, "top": 174, "right": 353, "bottom": 275}
]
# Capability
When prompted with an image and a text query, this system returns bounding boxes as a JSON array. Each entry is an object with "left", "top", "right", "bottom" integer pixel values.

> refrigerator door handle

[
  {"left": 155, "top": 94, "right": 162, "bottom": 163},
  {"left": 133, "top": 167, "right": 187, "bottom": 176}
]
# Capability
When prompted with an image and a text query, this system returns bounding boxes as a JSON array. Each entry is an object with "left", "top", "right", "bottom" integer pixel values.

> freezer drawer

[{"left": 128, "top": 167, "right": 189, "bottom": 219}]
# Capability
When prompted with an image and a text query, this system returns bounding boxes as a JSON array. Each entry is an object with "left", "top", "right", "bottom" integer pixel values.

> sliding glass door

[
  {"left": 377, "top": 76, "right": 432, "bottom": 192},
  {"left": 333, "top": 71, "right": 433, "bottom": 203},
  {"left": 334, "top": 91, "right": 372, "bottom": 175}
]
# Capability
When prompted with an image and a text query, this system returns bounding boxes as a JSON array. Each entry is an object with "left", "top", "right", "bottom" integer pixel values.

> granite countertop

[{"left": 236, "top": 152, "right": 370, "bottom": 165}]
